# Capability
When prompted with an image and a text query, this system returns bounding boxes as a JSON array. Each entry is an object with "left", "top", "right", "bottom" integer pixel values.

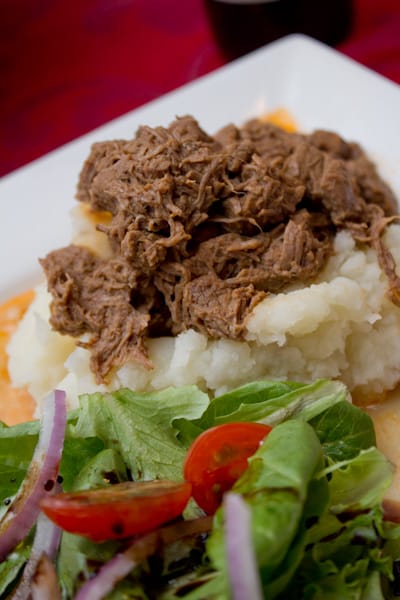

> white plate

[{"left": 1, "top": 34, "right": 400, "bottom": 303}]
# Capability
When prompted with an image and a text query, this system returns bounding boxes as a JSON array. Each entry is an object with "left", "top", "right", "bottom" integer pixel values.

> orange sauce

[
  {"left": 80, "top": 204, "right": 113, "bottom": 226},
  {"left": 0, "top": 208, "right": 111, "bottom": 427},
  {"left": 261, "top": 108, "right": 298, "bottom": 133},
  {"left": 0, "top": 290, "right": 36, "bottom": 425}
]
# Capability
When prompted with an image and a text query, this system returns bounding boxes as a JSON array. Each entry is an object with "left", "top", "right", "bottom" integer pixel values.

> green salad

[{"left": 1, "top": 379, "right": 400, "bottom": 599}]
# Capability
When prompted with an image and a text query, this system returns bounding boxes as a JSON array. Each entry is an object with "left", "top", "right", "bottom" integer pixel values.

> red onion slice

[
  {"left": 10, "top": 511, "right": 62, "bottom": 600},
  {"left": 0, "top": 389, "right": 67, "bottom": 561},
  {"left": 75, "top": 516, "right": 212, "bottom": 600},
  {"left": 224, "top": 492, "right": 263, "bottom": 600},
  {"left": 74, "top": 553, "right": 135, "bottom": 600}
]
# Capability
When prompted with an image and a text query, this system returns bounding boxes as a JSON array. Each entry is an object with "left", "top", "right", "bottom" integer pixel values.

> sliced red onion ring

[
  {"left": 75, "top": 516, "right": 212, "bottom": 600},
  {"left": 224, "top": 492, "right": 263, "bottom": 600},
  {"left": 74, "top": 553, "right": 134, "bottom": 600},
  {"left": 0, "top": 389, "right": 67, "bottom": 561},
  {"left": 10, "top": 511, "right": 62, "bottom": 600}
]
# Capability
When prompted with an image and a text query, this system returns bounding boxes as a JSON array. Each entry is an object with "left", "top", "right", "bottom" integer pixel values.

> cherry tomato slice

[
  {"left": 40, "top": 480, "right": 192, "bottom": 542},
  {"left": 183, "top": 422, "right": 271, "bottom": 514}
]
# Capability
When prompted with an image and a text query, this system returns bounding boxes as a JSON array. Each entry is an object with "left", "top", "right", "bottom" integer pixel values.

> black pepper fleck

[
  {"left": 111, "top": 522, "right": 124, "bottom": 536},
  {"left": 44, "top": 479, "right": 55, "bottom": 491}
]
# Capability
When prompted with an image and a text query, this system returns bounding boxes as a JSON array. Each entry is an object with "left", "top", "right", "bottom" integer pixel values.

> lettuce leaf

[
  {"left": 69, "top": 386, "right": 209, "bottom": 481},
  {"left": 308, "top": 400, "right": 376, "bottom": 462},
  {"left": 0, "top": 534, "right": 32, "bottom": 596},
  {"left": 175, "top": 380, "right": 350, "bottom": 445},
  {"left": 179, "top": 401, "right": 398, "bottom": 599},
  {"left": 0, "top": 421, "right": 40, "bottom": 519},
  {"left": 211, "top": 420, "right": 327, "bottom": 597},
  {"left": 0, "top": 379, "right": 399, "bottom": 599}
]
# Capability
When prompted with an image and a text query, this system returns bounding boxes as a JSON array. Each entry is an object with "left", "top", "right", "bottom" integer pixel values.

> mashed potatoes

[
  {"left": 8, "top": 219, "right": 400, "bottom": 412},
  {"left": 7, "top": 116, "right": 400, "bottom": 413}
]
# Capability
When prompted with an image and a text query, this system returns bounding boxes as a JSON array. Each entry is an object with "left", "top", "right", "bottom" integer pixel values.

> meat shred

[{"left": 40, "top": 116, "right": 399, "bottom": 382}]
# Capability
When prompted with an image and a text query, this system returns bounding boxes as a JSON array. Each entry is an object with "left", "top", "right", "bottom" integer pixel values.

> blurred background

[{"left": 1, "top": 0, "right": 399, "bottom": 178}]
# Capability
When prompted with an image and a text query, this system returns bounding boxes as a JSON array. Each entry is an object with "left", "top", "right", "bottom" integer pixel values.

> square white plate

[{"left": 1, "top": 34, "right": 399, "bottom": 302}]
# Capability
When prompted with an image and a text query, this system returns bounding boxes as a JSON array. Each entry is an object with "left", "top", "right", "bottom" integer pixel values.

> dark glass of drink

[{"left": 204, "top": 0, "right": 353, "bottom": 60}]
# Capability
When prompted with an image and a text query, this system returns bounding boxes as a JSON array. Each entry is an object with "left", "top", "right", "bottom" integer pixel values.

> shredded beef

[
  {"left": 41, "top": 115, "right": 400, "bottom": 382},
  {"left": 41, "top": 245, "right": 153, "bottom": 380}
]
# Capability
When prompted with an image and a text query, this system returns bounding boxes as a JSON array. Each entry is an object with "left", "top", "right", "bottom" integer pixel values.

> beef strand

[{"left": 41, "top": 116, "right": 399, "bottom": 382}]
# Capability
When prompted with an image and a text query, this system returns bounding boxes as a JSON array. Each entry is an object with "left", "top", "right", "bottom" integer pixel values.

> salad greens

[
  {"left": 202, "top": 420, "right": 328, "bottom": 599},
  {"left": 188, "top": 428, "right": 395, "bottom": 600},
  {"left": 1, "top": 379, "right": 400, "bottom": 599}
]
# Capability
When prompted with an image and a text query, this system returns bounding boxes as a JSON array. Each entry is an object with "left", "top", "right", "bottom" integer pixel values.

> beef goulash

[{"left": 40, "top": 116, "right": 399, "bottom": 383}]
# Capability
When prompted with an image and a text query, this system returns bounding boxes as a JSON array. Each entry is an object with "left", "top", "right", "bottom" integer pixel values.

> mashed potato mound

[{"left": 8, "top": 224, "right": 400, "bottom": 412}]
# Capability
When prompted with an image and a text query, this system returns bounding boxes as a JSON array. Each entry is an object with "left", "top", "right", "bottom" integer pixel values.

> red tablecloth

[{"left": 1, "top": 0, "right": 399, "bottom": 178}]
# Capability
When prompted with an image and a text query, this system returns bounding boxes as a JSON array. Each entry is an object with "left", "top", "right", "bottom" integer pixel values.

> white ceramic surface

[{"left": 1, "top": 34, "right": 399, "bottom": 302}]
